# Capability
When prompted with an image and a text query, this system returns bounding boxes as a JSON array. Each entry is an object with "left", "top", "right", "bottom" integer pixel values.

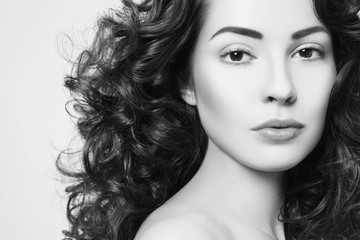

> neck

[{"left": 182, "top": 140, "right": 285, "bottom": 238}]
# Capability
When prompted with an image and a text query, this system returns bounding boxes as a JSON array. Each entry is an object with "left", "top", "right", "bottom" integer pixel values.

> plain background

[{"left": 1, "top": 0, "right": 118, "bottom": 239}]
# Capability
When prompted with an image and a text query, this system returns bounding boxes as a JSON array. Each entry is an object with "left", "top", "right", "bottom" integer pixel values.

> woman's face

[{"left": 183, "top": 0, "right": 336, "bottom": 171}]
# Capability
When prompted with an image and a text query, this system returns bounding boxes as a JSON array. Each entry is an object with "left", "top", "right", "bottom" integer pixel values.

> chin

[
  {"left": 211, "top": 139, "right": 312, "bottom": 173},
  {"left": 251, "top": 158, "right": 304, "bottom": 173},
  {"left": 234, "top": 143, "right": 318, "bottom": 173}
]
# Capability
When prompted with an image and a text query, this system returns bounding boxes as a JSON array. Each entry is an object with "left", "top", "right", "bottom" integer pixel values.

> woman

[{"left": 58, "top": 0, "right": 360, "bottom": 239}]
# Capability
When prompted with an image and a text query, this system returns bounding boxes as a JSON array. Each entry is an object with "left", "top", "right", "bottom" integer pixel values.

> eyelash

[
  {"left": 220, "top": 44, "right": 325, "bottom": 65},
  {"left": 291, "top": 44, "right": 325, "bottom": 61},
  {"left": 220, "top": 48, "right": 256, "bottom": 65}
]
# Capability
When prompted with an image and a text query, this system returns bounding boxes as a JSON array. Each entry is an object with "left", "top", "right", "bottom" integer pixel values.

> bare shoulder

[
  {"left": 133, "top": 190, "right": 276, "bottom": 240},
  {"left": 134, "top": 213, "right": 274, "bottom": 240},
  {"left": 134, "top": 212, "right": 216, "bottom": 240}
]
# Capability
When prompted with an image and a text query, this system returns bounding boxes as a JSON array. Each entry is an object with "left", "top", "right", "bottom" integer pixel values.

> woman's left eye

[
  {"left": 220, "top": 49, "right": 255, "bottom": 65},
  {"left": 292, "top": 47, "right": 324, "bottom": 61}
]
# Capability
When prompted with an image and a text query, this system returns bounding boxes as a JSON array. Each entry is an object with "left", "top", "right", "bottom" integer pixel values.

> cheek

[
  {"left": 293, "top": 61, "right": 336, "bottom": 150},
  {"left": 192, "top": 62, "right": 231, "bottom": 124},
  {"left": 192, "top": 60, "right": 259, "bottom": 126},
  {"left": 294, "top": 62, "right": 335, "bottom": 123}
]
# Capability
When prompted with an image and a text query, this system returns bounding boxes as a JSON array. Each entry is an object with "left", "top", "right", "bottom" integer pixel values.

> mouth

[{"left": 251, "top": 119, "right": 305, "bottom": 142}]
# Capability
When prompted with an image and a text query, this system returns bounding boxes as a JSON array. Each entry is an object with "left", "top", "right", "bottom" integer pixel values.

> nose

[{"left": 263, "top": 61, "right": 297, "bottom": 105}]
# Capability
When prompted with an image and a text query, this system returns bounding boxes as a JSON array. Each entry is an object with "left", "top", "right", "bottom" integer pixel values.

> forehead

[{"left": 201, "top": 0, "right": 323, "bottom": 38}]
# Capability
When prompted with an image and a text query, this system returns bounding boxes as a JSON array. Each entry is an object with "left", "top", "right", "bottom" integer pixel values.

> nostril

[
  {"left": 267, "top": 96, "right": 276, "bottom": 102},
  {"left": 266, "top": 95, "right": 297, "bottom": 105},
  {"left": 285, "top": 95, "right": 297, "bottom": 105}
]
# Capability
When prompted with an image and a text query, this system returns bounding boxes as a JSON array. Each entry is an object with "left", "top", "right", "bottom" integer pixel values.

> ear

[{"left": 180, "top": 86, "right": 197, "bottom": 106}]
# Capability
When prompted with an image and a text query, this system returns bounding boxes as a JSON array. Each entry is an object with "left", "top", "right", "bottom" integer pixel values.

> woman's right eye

[{"left": 220, "top": 49, "right": 255, "bottom": 65}]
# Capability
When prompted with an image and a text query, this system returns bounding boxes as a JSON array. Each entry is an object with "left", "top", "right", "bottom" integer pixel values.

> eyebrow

[
  {"left": 210, "top": 25, "right": 328, "bottom": 41},
  {"left": 210, "top": 26, "right": 263, "bottom": 40},
  {"left": 291, "top": 26, "right": 328, "bottom": 40}
]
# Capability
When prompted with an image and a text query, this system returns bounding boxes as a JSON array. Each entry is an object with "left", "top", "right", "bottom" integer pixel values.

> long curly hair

[
  {"left": 283, "top": 0, "right": 360, "bottom": 239},
  {"left": 58, "top": 0, "right": 360, "bottom": 239}
]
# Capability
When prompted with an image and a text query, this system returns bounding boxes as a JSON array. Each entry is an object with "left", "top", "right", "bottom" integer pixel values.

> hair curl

[
  {"left": 58, "top": 1, "right": 207, "bottom": 239},
  {"left": 283, "top": 0, "right": 360, "bottom": 239},
  {"left": 58, "top": 0, "right": 360, "bottom": 239}
]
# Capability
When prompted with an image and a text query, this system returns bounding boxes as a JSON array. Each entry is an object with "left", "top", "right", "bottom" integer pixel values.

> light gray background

[{"left": 1, "top": 0, "right": 118, "bottom": 239}]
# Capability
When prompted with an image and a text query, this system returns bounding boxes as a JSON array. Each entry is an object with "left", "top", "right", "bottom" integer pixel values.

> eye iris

[
  {"left": 230, "top": 51, "right": 243, "bottom": 61},
  {"left": 299, "top": 49, "right": 313, "bottom": 58}
]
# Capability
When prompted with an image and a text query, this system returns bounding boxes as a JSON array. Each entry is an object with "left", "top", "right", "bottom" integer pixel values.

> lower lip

[{"left": 254, "top": 127, "right": 303, "bottom": 142}]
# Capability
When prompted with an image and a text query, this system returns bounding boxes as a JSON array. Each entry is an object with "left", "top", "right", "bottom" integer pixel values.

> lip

[{"left": 251, "top": 119, "right": 305, "bottom": 142}]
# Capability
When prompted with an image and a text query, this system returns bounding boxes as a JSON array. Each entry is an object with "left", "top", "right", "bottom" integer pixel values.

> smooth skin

[{"left": 135, "top": 0, "right": 336, "bottom": 239}]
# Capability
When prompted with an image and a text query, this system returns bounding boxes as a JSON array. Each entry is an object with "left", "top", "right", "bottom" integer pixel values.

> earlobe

[{"left": 180, "top": 88, "right": 197, "bottom": 106}]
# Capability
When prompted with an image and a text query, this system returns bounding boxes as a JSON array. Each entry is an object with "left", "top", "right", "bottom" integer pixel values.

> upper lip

[{"left": 251, "top": 119, "right": 305, "bottom": 131}]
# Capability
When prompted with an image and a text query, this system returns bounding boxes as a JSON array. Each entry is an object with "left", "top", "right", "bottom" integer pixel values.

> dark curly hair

[
  {"left": 283, "top": 0, "right": 360, "bottom": 239},
  {"left": 57, "top": 0, "right": 360, "bottom": 239}
]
